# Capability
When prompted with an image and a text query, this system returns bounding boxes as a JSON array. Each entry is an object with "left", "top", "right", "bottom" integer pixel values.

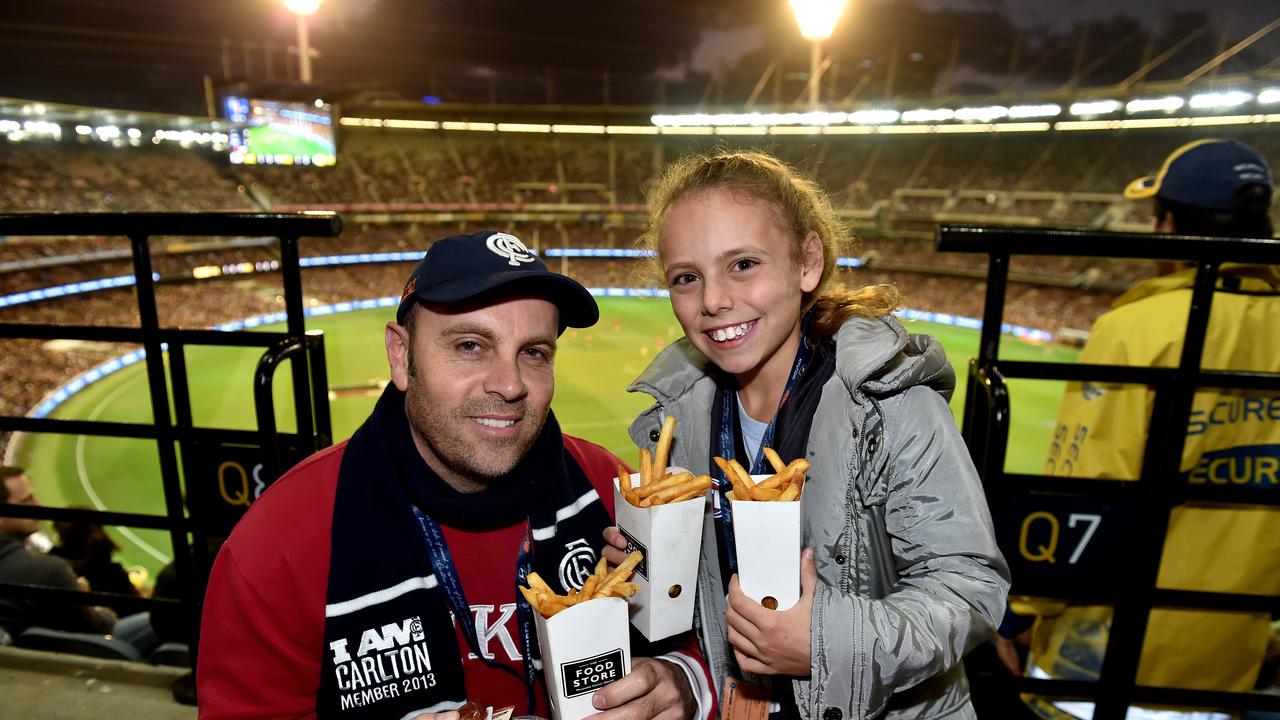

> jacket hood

[
  {"left": 1113, "top": 263, "right": 1280, "bottom": 309},
  {"left": 835, "top": 315, "right": 956, "bottom": 402},
  {"left": 628, "top": 314, "right": 956, "bottom": 405}
]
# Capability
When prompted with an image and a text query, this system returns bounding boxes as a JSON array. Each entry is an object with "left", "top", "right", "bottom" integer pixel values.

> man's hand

[
  {"left": 602, "top": 526, "right": 629, "bottom": 567},
  {"left": 589, "top": 657, "right": 696, "bottom": 720},
  {"left": 725, "top": 547, "right": 816, "bottom": 677}
]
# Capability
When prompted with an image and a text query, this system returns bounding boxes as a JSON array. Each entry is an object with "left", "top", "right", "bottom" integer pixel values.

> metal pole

[
  {"left": 810, "top": 41, "right": 822, "bottom": 108},
  {"left": 297, "top": 14, "right": 312, "bottom": 83}
]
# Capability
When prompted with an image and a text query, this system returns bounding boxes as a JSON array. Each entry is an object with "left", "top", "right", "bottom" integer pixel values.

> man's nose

[{"left": 483, "top": 354, "right": 528, "bottom": 402}]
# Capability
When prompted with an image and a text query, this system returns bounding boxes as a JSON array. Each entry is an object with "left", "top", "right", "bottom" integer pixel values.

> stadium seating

[{"left": 14, "top": 627, "right": 143, "bottom": 662}]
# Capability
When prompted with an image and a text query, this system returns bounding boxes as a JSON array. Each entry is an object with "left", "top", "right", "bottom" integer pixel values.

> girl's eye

[
  {"left": 732, "top": 258, "right": 758, "bottom": 272},
  {"left": 669, "top": 272, "right": 698, "bottom": 286}
]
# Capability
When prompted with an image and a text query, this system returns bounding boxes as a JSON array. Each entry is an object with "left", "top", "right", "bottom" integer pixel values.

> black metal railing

[
  {"left": 940, "top": 224, "right": 1280, "bottom": 719},
  {"left": 0, "top": 212, "right": 340, "bottom": 666}
]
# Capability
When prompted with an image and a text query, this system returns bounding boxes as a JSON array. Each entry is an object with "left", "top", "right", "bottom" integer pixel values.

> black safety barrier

[
  {"left": 940, "top": 225, "right": 1280, "bottom": 719},
  {"left": 0, "top": 212, "right": 340, "bottom": 667}
]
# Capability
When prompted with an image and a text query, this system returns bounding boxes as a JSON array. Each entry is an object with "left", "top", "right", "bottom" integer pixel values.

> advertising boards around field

[
  {"left": 534, "top": 597, "right": 631, "bottom": 720},
  {"left": 613, "top": 470, "right": 704, "bottom": 641},
  {"left": 729, "top": 475, "right": 805, "bottom": 611}
]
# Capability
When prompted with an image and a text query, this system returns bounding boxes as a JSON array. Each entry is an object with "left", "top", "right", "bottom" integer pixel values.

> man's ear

[
  {"left": 385, "top": 322, "right": 412, "bottom": 392},
  {"left": 799, "top": 231, "right": 824, "bottom": 294},
  {"left": 1156, "top": 210, "right": 1177, "bottom": 234}
]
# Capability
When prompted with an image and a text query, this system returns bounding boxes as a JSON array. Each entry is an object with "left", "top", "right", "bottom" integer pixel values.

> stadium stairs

[{"left": 0, "top": 645, "right": 194, "bottom": 719}]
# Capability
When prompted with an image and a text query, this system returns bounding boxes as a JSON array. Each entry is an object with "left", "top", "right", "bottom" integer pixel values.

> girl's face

[{"left": 659, "top": 187, "right": 822, "bottom": 383}]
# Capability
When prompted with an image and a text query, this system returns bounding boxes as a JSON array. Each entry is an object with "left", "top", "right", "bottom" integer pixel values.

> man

[
  {"left": 1006, "top": 139, "right": 1280, "bottom": 719},
  {"left": 198, "top": 231, "right": 712, "bottom": 719},
  {"left": 0, "top": 466, "right": 117, "bottom": 635}
]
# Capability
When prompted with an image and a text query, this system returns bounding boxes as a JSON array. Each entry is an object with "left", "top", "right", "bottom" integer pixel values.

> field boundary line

[{"left": 76, "top": 372, "right": 172, "bottom": 564}]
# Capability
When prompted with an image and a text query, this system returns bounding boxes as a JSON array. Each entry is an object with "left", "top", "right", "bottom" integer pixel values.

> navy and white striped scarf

[{"left": 317, "top": 385, "right": 611, "bottom": 718}]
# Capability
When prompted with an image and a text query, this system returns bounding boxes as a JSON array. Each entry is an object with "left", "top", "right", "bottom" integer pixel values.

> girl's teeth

[
  {"left": 476, "top": 418, "right": 515, "bottom": 428},
  {"left": 712, "top": 322, "right": 750, "bottom": 342}
]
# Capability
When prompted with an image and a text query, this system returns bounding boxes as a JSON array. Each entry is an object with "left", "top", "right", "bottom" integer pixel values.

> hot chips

[
  {"left": 520, "top": 552, "right": 644, "bottom": 619},
  {"left": 621, "top": 416, "right": 713, "bottom": 508},
  {"left": 715, "top": 451, "right": 810, "bottom": 502}
]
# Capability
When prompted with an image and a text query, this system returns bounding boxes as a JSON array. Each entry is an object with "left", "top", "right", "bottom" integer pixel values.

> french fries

[
  {"left": 621, "top": 416, "right": 713, "bottom": 508},
  {"left": 519, "top": 552, "right": 644, "bottom": 619},
  {"left": 715, "top": 451, "right": 810, "bottom": 502}
]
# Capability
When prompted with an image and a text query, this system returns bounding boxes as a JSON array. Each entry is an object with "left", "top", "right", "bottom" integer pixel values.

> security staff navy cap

[
  {"left": 1124, "top": 139, "right": 1273, "bottom": 212},
  {"left": 396, "top": 230, "right": 599, "bottom": 331}
]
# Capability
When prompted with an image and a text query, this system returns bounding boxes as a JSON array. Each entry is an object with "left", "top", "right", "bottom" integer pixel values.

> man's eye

[
  {"left": 523, "top": 348, "right": 549, "bottom": 360},
  {"left": 458, "top": 341, "right": 480, "bottom": 352}
]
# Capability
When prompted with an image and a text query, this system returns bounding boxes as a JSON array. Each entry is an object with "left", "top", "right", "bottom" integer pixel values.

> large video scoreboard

[{"left": 225, "top": 96, "right": 336, "bottom": 167}]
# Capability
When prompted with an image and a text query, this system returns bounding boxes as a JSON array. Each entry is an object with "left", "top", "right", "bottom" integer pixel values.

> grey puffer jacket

[{"left": 627, "top": 315, "right": 1010, "bottom": 720}]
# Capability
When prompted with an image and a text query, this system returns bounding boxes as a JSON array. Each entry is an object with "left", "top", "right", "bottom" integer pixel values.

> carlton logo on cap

[{"left": 486, "top": 232, "right": 536, "bottom": 267}]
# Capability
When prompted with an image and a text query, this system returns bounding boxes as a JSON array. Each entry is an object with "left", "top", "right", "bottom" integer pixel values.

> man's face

[
  {"left": 0, "top": 474, "right": 40, "bottom": 538},
  {"left": 385, "top": 293, "right": 559, "bottom": 492}
]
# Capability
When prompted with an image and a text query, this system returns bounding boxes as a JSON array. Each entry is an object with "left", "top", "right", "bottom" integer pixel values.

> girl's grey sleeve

[{"left": 805, "top": 385, "right": 1011, "bottom": 719}]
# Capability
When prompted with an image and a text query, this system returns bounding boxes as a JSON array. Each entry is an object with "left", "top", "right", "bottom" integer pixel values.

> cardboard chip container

[
  {"left": 728, "top": 474, "right": 806, "bottom": 611},
  {"left": 612, "top": 470, "right": 704, "bottom": 640},
  {"left": 533, "top": 596, "right": 631, "bottom": 720}
]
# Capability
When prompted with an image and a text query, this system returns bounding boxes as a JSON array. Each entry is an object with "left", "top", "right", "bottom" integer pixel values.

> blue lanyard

[
  {"left": 711, "top": 335, "right": 814, "bottom": 579},
  {"left": 411, "top": 505, "right": 539, "bottom": 713}
]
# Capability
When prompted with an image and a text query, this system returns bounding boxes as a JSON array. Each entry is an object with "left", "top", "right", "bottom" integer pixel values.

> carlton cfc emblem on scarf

[{"left": 317, "top": 385, "right": 613, "bottom": 718}]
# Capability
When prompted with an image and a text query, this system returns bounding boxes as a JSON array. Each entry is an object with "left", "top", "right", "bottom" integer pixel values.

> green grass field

[
  {"left": 246, "top": 123, "right": 334, "bottom": 158},
  {"left": 15, "top": 297, "right": 1077, "bottom": 581}
]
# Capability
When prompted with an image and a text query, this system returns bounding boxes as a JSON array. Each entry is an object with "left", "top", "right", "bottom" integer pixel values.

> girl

[{"left": 605, "top": 150, "right": 1009, "bottom": 719}]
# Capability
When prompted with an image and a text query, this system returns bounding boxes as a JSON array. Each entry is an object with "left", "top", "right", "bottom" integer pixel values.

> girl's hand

[
  {"left": 602, "top": 526, "right": 630, "bottom": 567},
  {"left": 725, "top": 547, "right": 817, "bottom": 677}
]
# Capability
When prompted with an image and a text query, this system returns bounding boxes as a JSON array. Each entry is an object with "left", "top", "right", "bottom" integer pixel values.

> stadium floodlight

[
  {"left": 789, "top": 0, "right": 846, "bottom": 40},
  {"left": 789, "top": 0, "right": 846, "bottom": 108},
  {"left": 954, "top": 105, "right": 1009, "bottom": 122},
  {"left": 283, "top": 0, "right": 322, "bottom": 83},
  {"left": 1007, "top": 104, "right": 1061, "bottom": 119},
  {"left": 1125, "top": 96, "right": 1184, "bottom": 114},
  {"left": 1188, "top": 91, "right": 1252, "bottom": 110},
  {"left": 75, "top": 124, "right": 92, "bottom": 135},
  {"left": 282, "top": 0, "right": 321, "bottom": 14},
  {"left": 902, "top": 108, "right": 954, "bottom": 123},
  {"left": 1260, "top": 88, "right": 1280, "bottom": 104},
  {"left": 849, "top": 109, "right": 900, "bottom": 125},
  {"left": 1069, "top": 100, "right": 1122, "bottom": 116}
]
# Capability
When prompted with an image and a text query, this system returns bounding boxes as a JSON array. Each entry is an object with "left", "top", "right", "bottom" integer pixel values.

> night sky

[{"left": 0, "top": 0, "right": 1274, "bottom": 114}]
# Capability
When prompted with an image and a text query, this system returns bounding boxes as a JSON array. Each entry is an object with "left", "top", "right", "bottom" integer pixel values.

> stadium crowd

[{"left": 0, "top": 125, "right": 1274, "bottom": 456}]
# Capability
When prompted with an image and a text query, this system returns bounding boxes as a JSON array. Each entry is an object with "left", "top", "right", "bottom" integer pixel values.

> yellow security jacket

[{"left": 1034, "top": 263, "right": 1280, "bottom": 694}]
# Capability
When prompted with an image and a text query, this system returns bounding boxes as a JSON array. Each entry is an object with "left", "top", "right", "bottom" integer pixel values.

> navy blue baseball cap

[
  {"left": 396, "top": 230, "right": 598, "bottom": 331},
  {"left": 1124, "top": 139, "right": 1273, "bottom": 211}
]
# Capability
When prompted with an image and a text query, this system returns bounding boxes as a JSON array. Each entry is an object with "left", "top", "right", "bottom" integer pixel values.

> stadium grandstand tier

[
  {"left": 0, "top": 141, "right": 249, "bottom": 213},
  {"left": 5, "top": 123, "right": 1279, "bottom": 225}
]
